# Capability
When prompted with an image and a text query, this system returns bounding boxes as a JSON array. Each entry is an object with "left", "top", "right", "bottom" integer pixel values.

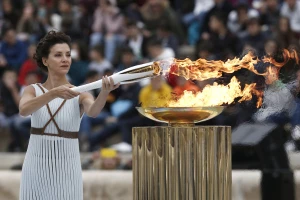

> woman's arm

[
  {"left": 19, "top": 84, "right": 80, "bottom": 117},
  {"left": 80, "top": 76, "right": 119, "bottom": 118},
  {"left": 19, "top": 85, "right": 56, "bottom": 117}
]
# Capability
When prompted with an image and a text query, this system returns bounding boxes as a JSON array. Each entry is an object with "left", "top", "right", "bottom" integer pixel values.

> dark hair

[
  {"left": 72, "top": 40, "right": 89, "bottom": 61},
  {"left": 146, "top": 37, "right": 163, "bottom": 48},
  {"left": 2, "top": 27, "right": 16, "bottom": 36},
  {"left": 0, "top": 68, "right": 17, "bottom": 79},
  {"left": 236, "top": 2, "right": 248, "bottom": 12},
  {"left": 126, "top": 19, "right": 138, "bottom": 28},
  {"left": 197, "top": 41, "right": 213, "bottom": 53},
  {"left": 121, "top": 46, "right": 134, "bottom": 55},
  {"left": 103, "top": 69, "right": 114, "bottom": 76},
  {"left": 158, "top": 21, "right": 172, "bottom": 32},
  {"left": 90, "top": 45, "right": 104, "bottom": 56},
  {"left": 210, "top": 11, "right": 227, "bottom": 26},
  {"left": 247, "top": 17, "right": 260, "bottom": 26},
  {"left": 85, "top": 70, "right": 99, "bottom": 79},
  {"left": 34, "top": 30, "right": 72, "bottom": 72}
]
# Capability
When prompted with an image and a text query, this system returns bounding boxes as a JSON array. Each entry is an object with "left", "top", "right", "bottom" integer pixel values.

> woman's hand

[
  {"left": 80, "top": 76, "right": 120, "bottom": 118},
  {"left": 50, "top": 84, "right": 80, "bottom": 100},
  {"left": 101, "top": 76, "right": 120, "bottom": 95}
]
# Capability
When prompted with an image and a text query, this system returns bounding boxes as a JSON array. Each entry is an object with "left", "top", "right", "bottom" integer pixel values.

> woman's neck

[{"left": 43, "top": 73, "right": 69, "bottom": 90}]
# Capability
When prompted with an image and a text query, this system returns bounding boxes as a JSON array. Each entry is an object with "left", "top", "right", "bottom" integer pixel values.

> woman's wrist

[
  {"left": 100, "top": 89, "right": 110, "bottom": 96},
  {"left": 48, "top": 88, "right": 58, "bottom": 99}
]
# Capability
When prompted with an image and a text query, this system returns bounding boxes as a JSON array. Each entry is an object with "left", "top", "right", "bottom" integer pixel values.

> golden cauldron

[
  {"left": 132, "top": 106, "right": 231, "bottom": 200},
  {"left": 136, "top": 106, "right": 225, "bottom": 124}
]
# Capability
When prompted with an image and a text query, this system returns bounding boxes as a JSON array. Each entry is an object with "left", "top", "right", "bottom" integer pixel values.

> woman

[{"left": 18, "top": 30, "right": 119, "bottom": 200}]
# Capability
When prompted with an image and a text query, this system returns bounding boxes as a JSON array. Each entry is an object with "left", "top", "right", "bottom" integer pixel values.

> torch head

[{"left": 117, "top": 61, "right": 162, "bottom": 84}]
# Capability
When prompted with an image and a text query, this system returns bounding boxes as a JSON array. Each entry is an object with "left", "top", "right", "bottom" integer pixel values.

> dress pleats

[{"left": 20, "top": 84, "right": 83, "bottom": 200}]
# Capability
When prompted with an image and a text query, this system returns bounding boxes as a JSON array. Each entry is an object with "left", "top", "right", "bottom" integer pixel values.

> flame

[
  {"left": 168, "top": 76, "right": 263, "bottom": 108},
  {"left": 161, "top": 49, "right": 298, "bottom": 108},
  {"left": 262, "top": 49, "right": 299, "bottom": 67},
  {"left": 165, "top": 52, "right": 263, "bottom": 81}
]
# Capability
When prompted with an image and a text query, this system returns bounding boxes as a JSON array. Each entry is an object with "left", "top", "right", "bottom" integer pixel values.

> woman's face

[{"left": 43, "top": 43, "right": 71, "bottom": 74}]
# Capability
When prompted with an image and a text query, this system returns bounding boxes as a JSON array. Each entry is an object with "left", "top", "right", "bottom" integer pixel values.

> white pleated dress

[{"left": 20, "top": 83, "right": 83, "bottom": 200}]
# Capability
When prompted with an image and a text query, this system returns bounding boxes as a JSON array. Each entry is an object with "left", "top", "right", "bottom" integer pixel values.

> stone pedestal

[{"left": 132, "top": 126, "right": 231, "bottom": 200}]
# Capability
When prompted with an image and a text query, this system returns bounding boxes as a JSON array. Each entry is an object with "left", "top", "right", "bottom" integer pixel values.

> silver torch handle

[{"left": 71, "top": 62, "right": 158, "bottom": 93}]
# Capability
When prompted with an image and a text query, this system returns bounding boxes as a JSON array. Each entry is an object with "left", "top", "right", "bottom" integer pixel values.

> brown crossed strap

[
  {"left": 36, "top": 84, "right": 68, "bottom": 137},
  {"left": 30, "top": 127, "right": 78, "bottom": 139}
]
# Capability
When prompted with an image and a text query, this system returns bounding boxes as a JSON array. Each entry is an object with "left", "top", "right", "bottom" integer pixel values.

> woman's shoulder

[{"left": 21, "top": 84, "right": 37, "bottom": 97}]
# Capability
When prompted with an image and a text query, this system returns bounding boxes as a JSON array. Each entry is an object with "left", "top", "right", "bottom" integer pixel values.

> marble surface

[
  {"left": 0, "top": 170, "right": 133, "bottom": 200},
  {"left": 2, "top": 170, "right": 300, "bottom": 200},
  {"left": 0, "top": 152, "right": 299, "bottom": 200}
]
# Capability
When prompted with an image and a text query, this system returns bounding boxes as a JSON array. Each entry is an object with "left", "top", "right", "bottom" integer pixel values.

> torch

[{"left": 71, "top": 61, "right": 162, "bottom": 93}]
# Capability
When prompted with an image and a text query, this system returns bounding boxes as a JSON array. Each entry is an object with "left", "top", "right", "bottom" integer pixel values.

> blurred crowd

[{"left": 1, "top": 0, "right": 300, "bottom": 153}]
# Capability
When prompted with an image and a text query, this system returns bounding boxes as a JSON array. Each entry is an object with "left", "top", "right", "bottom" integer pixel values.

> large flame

[
  {"left": 162, "top": 49, "right": 298, "bottom": 108},
  {"left": 168, "top": 76, "right": 263, "bottom": 108}
]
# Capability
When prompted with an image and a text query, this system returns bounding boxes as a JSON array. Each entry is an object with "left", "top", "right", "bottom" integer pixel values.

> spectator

[
  {"left": 18, "top": 44, "right": 43, "bottom": 86},
  {"left": 182, "top": 0, "right": 214, "bottom": 45},
  {"left": 0, "top": 28, "right": 28, "bottom": 71},
  {"left": 0, "top": 54, "right": 8, "bottom": 75},
  {"left": 253, "top": 66, "right": 296, "bottom": 124},
  {"left": 202, "top": 0, "right": 233, "bottom": 34},
  {"left": 196, "top": 40, "right": 216, "bottom": 60},
  {"left": 274, "top": 16, "right": 298, "bottom": 49},
  {"left": 78, "top": 0, "right": 98, "bottom": 13},
  {"left": 123, "top": 2, "right": 144, "bottom": 22},
  {"left": 68, "top": 41, "right": 89, "bottom": 86},
  {"left": 16, "top": 1, "right": 47, "bottom": 43},
  {"left": 258, "top": 0, "right": 280, "bottom": 31},
  {"left": 281, "top": 0, "right": 300, "bottom": 35},
  {"left": 11, "top": 71, "right": 41, "bottom": 152},
  {"left": 82, "top": 70, "right": 102, "bottom": 98},
  {"left": 146, "top": 37, "right": 175, "bottom": 61},
  {"left": 89, "top": 82, "right": 142, "bottom": 151},
  {"left": 116, "top": 46, "right": 138, "bottom": 72},
  {"left": 57, "top": 0, "right": 82, "bottom": 40},
  {"left": 125, "top": 20, "right": 148, "bottom": 60},
  {"left": 156, "top": 22, "right": 180, "bottom": 56},
  {"left": 227, "top": 3, "right": 259, "bottom": 38},
  {"left": 0, "top": 69, "right": 20, "bottom": 125},
  {"left": 2, "top": 0, "right": 20, "bottom": 29},
  {"left": 139, "top": 75, "right": 172, "bottom": 107},
  {"left": 79, "top": 70, "right": 113, "bottom": 151},
  {"left": 77, "top": 1, "right": 95, "bottom": 42},
  {"left": 140, "top": 0, "right": 184, "bottom": 41},
  {"left": 36, "top": 0, "right": 53, "bottom": 33},
  {"left": 0, "top": 69, "right": 22, "bottom": 151},
  {"left": 88, "top": 45, "right": 112, "bottom": 76},
  {"left": 90, "top": 0, "right": 125, "bottom": 62},
  {"left": 204, "top": 11, "right": 239, "bottom": 60},
  {"left": 0, "top": 3, "right": 3, "bottom": 35},
  {"left": 290, "top": 69, "right": 300, "bottom": 149},
  {"left": 238, "top": 17, "right": 268, "bottom": 57},
  {"left": 264, "top": 39, "right": 279, "bottom": 56}
]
